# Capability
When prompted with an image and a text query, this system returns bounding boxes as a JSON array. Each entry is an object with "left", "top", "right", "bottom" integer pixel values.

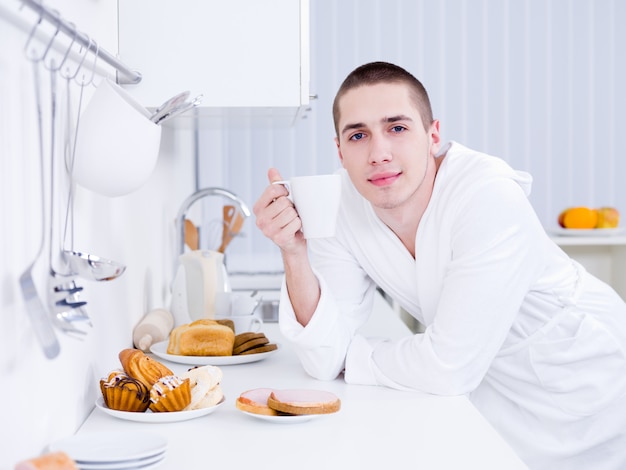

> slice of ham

[
  {"left": 236, "top": 388, "right": 341, "bottom": 416},
  {"left": 235, "top": 388, "right": 279, "bottom": 416}
]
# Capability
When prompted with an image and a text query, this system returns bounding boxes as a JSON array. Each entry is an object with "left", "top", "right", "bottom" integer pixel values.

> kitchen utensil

[
  {"left": 218, "top": 204, "right": 246, "bottom": 253},
  {"left": 149, "top": 90, "right": 190, "bottom": 123},
  {"left": 50, "top": 278, "right": 91, "bottom": 335},
  {"left": 153, "top": 94, "right": 203, "bottom": 124},
  {"left": 175, "top": 187, "right": 251, "bottom": 258},
  {"left": 45, "top": 61, "right": 91, "bottom": 336},
  {"left": 60, "top": 72, "right": 127, "bottom": 283},
  {"left": 19, "top": 61, "right": 60, "bottom": 359},
  {"left": 72, "top": 78, "right": 162, "bottom": 197},
  {"left": 63, "top": 250, "right": 126, "bottom": 281},
  {"left": 184, "top": 218, "right": 199, "bottom": 251}
]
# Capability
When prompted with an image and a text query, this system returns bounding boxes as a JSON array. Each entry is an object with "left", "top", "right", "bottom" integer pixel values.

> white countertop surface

[{"left": 75, "top": 294, "right": 528, "bottom": 469}]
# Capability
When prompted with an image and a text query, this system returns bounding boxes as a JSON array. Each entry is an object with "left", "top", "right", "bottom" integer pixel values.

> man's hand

[{"left": 253, "top": 168, "right": 306, "bottom": 255}]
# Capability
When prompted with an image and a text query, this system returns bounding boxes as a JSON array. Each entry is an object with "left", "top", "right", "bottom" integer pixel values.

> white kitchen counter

[{"left": 74, "top": 295, "right": 528, "bottom": 469}]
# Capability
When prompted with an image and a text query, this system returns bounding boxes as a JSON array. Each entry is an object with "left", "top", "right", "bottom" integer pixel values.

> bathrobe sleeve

[{"left": 278, "top": 233, "right": 379, "bottom": 381}]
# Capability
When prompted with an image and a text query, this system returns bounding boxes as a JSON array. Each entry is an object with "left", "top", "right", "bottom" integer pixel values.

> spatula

[
  {"left": 184, "top": 218, "right": 199, "bottom": 251},
  {"left": 218, "top": 205, "right": 245, "bottom": 253}
]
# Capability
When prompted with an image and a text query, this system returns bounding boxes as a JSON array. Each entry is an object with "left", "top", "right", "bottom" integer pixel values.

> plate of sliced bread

[
  {"left": 150, "top": 340, "right": 279, "bottom": 366},
  {"left": 235, "top": 388, "right": 341, "bottom": 423}
]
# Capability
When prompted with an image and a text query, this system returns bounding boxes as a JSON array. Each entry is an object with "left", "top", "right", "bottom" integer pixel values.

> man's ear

[
  {"left": 335, "top": 137, "right": 344, "bottom": 165},
  {"left": 429, "top": 120, "right": 441, "bottom": 155}
]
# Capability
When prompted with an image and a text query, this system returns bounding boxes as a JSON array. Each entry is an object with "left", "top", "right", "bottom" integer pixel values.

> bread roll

[
  {"left": 14, "top": 451, "right": 77, "bottom": 470},
  {"left": 119, "top": 348, "right": 173, "bottom": 389},
  {"left": 167, "top": 319, "right": 235, "bottom": 356}
]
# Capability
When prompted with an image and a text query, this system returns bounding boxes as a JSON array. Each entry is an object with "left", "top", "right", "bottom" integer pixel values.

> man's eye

[
  {"left": 391, "top": 126, "right": 405, "bottom": 133},
  {"left": 350, "top": 132, "right": 365, "bottom": 141}
]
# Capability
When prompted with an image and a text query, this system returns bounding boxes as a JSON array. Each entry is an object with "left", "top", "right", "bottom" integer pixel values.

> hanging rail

[{"left": 14, "top": 0, "right": 142, "bottom": 84}]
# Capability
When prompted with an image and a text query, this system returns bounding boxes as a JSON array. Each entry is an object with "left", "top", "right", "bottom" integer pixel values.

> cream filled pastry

[
  {"left": 149, "top": 375, "right": 191, "bottom": 412},
  {"left": 181, "top": 365, "right": 224, "bottom": 410},
  {"left": 99, "top": 369, "right": 150, "bottom": 412}
]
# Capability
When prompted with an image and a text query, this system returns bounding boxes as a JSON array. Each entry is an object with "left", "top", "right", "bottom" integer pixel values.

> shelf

[{"left": 550, "top": 235, "right": 626, "bottom": 246}]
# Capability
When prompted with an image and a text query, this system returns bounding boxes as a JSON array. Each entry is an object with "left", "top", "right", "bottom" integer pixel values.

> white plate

[
  {"left": 240, "top": 410, "right": 323, "bottom": 424},
  {"left": 150, "top": 340, "right": 279, "bottom": 366},
  {"left": 550, "top": 227, "right": 624, "bottom": 237},
  {"left": 76, "top": 452, "right": 165, "bottom": 470},
  {"left": 95, "top": 396, "right": 225, "bottom": 423},
  {"left": 48, "top": 430, "right": 167, "bottom": 463},
  {"left": 81, "top": 459, "right": 164, "bottom": 470}
]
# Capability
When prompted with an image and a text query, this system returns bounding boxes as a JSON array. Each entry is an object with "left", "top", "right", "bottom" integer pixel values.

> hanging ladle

[
  {"left": 63, "top": 250, "right": 126, "bottom": 281},
  {"left": 60, "top": 41, "right": 126, "bottom": 283}
]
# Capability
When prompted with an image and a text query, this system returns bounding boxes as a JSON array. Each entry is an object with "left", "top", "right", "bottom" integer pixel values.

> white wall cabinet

[{"left": 118, "top": 0, "right": 310, "bottom": 126}]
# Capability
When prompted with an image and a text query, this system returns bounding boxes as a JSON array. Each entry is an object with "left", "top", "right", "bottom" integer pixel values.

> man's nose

[{"left": 368, "top": 134, "right": 392, "bottom": 165}]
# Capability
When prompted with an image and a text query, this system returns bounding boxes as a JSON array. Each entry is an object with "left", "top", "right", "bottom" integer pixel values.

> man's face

[{"left": 335, "top": 82, "right": 440, "bottom": 211}]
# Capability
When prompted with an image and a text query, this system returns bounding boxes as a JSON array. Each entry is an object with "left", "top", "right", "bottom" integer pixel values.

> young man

[{"left": 253, "top": 62, "right": 626, "bottom": 469}]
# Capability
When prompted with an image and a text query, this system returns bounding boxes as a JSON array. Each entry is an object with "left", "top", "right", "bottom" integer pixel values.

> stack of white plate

[{"left": 48, "top": 430, "right": 167, "bottom": 469}]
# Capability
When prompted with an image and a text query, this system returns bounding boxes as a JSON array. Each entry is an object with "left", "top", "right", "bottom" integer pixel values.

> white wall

[
  {"left": 202, "top": 0, "right": 626, "bottom": 274},
  {"left": 0, "top": 0, "right": 196, "bottom": 466}
]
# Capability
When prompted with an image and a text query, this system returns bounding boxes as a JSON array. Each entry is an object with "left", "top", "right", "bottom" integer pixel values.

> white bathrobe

[{"left": 278, "top": 142, "right": 626, "bottom": 469}]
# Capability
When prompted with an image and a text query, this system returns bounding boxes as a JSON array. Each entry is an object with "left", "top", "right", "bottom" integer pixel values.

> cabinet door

[{"left": 118, "top": 0, "right": 309, "bottom": 113}]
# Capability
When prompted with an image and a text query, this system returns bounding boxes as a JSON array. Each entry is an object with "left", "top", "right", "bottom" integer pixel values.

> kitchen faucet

[{"left": 175, "top": 187, "right": 251, "bottom": 256}]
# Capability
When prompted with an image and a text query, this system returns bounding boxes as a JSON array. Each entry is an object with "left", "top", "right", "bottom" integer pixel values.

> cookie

[
  {"left": 233, "top": 336, "right": 270, "bottom": 355},
  {"left": 238, "top": 343, "right": 278, "bottom": 355}
]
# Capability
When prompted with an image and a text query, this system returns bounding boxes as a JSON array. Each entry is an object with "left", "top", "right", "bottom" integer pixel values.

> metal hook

[
  {"left": 23, "top": 5, "right": 44, "bottom": 62},
  {"left": 74, "top": 39, "right": 99, "bottom": 88},
  {"left": 40, "top": 9, "right": 62, "bottom": 70},
  {"left": 60, "top": 34, "right": 91, "bottom": 81},
  {"left": 45, "top": 20, "right": 78, "bottom": 72}
]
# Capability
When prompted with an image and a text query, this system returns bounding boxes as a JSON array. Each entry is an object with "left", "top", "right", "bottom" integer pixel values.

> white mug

[
  {"left": 215, "top": 314, "right": 263, "bottom": 333},
  {"left": 72, "top": 79, "right": 162, "bottom": 197},
  {"left": 214, "top": 292, "right": 262, "bottom": 317},
  {"left": 273, "top": 174, "right": 341, "bottom": 238}
]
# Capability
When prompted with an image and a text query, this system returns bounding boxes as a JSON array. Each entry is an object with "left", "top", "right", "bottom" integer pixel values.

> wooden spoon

[
  {"left": 218, "top": 205, "right": 245, "bottom": 253},
  {"left": 184, "top": 218, "right": 199, "bottom": 251}
]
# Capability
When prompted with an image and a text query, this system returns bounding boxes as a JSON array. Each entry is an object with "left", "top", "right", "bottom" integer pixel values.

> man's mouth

[{"left": 368, "top": 172, "right": 401, "bottom": 187}]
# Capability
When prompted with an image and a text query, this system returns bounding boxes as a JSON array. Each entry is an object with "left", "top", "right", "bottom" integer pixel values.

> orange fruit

[
  {"left": 557, "top": 208, "right": 569, "bottom": 228},
  {"left": 562, "top": 207, "right": 598, "bottom": 229}
]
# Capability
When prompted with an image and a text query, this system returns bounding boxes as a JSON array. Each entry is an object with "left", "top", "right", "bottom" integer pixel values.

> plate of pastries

[
  {"left": 97, "top": 349, "right": 225, "bottom": 423},
  {"left": 150, "top": 318, "right": 279, "bottom": 366}
]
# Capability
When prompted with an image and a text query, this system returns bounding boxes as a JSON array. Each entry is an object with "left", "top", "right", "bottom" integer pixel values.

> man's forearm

[{"left": 282, "top": 248, "right": 320, "bottom": 327}]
